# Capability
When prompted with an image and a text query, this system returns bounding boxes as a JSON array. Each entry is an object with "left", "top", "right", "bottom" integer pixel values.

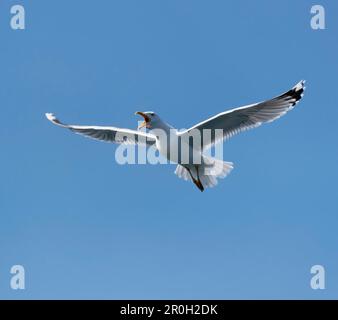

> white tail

[{"left": 175, "top": 156, "right": 234, "bottom": 189}]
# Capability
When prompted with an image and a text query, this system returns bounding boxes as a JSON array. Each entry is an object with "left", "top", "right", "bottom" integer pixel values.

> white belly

[{"left": 156, "top": 133, "right": 202, "bottom": 165}]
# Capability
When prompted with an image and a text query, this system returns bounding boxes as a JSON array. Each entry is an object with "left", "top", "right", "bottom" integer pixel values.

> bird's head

[{"left": 135, "top": 111, "right": 159, "bottom": 130}]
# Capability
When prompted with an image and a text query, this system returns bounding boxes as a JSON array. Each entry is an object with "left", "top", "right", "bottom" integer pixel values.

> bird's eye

[{"left": 150, "top": 113, "right": 155, "bottom": 116}]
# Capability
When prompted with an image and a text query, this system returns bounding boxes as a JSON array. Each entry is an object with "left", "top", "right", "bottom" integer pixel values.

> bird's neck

[{"left": 152, "top": 120, "right": 173, "bottom": 134}]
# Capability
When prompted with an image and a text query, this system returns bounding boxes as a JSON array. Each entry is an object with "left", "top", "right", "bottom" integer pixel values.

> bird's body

[{"left": 46, "top": 80, "right": 305, "bottom": 191}]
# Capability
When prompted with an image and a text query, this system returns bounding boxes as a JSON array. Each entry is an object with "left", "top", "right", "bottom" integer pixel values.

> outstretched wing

[
  {"left": 46, "top": 113, "right": 157, "bottom": 146},
  {"left": 178, "top": 80, "right": 306, "bottom": 149}
]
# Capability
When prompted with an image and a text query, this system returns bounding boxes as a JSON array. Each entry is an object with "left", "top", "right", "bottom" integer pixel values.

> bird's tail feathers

[{"left": 174, "top": 156, "right": 234, "bottom": 189}]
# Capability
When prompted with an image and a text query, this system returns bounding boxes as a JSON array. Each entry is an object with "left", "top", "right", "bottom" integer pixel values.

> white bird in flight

[{"left": 46, "top": 80, "right": 305, "bottom": 192}]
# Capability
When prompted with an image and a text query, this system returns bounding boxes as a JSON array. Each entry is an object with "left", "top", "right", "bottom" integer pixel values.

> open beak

[{"left": 135, "top": 111, "right": 151, "bottom": 129}]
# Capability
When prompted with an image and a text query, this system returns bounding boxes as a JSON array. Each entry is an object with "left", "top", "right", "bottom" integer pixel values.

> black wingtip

[{"left": 279, "top": 80, "right": 306, "bottom": 107}]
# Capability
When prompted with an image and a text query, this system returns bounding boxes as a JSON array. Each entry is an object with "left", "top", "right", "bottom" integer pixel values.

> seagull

[{"left": 46, "top": 80, "right": 305, "bottom": 192}]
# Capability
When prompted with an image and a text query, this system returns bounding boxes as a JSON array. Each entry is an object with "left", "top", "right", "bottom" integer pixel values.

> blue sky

[{"left": 0, "top": 0, "right": 338, "bottom": 299}]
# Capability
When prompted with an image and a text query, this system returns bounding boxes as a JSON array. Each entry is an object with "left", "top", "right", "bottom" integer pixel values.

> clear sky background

[{"left": 0, "top": 0, "right": 337, "bottom": 299}]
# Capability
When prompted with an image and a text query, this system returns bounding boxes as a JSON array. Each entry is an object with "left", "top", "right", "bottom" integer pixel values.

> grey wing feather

[
  {"left": 45, "top": 113, "right": 157, "bottom": 146},
  {"left": 179, "top": 80, "right": 306, "bottom": 149}
]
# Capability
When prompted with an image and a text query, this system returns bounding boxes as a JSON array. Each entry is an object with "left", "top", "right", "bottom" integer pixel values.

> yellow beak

[{"left": 135, "top": 111, "right": 151, "bottom": 129}]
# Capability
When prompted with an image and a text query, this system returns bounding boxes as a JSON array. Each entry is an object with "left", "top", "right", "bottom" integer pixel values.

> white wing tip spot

[
  {"left": 295, "top": 80, "right": 306, "bottom": 91},
  {"left": 45, "top": 113, "right": 56, "bottom": 122}
]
